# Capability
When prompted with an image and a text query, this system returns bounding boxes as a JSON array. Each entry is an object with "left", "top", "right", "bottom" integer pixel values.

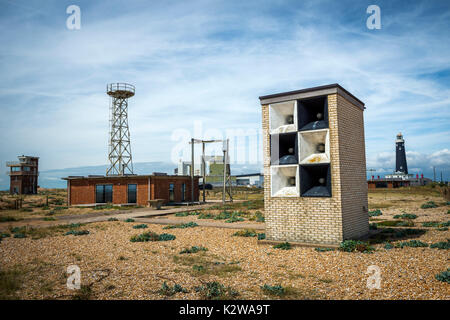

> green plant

[
  {"left": 435, "top": 268, "right": 450, "bottom": 283},
  {"left": 397, "top": 221, "right": 414, "bottom": 227},
  {"left": 130, "top": 231, "right": 159, "bottom": 242},
  {"left": 430, "top": 240, "right": 450, "bottom": 250},
  {"left": 198, "top": 212, "right": 215, "bottom": 219},
  {"left": 437, "top": 227, "right": 448, "bottom": 231},
  {"left": 179, "top": 246, "right": 208, "bottom": 254},
  {"left": 250, "top": 211, "right": 265, "bottom": 222},
  {"left": 132, "top": 224, "right": 148, "bottom": 229},
  {"left": 124, "top": 218, "right": 135, "bottom": 222},
  {"left": 368, "top": 209, "right": 382, "bottom": 217},
  {"left": 314, "top": 247, "right": 335, "bottom": 252},
  {"left": 257, "top": 233, "right": 266, "bottom": 240},
  {"left": 159, "top": 233, "right": 176, "bottom": 241},
  {"left": 193, "top": 265, "right": 204, "bottom": 272},
  {"left": 393, "top": 213, "right": 417, "bottom": 220},
  {"left": 369, "top": 223, "right": 377, "bottom": 230},
  {"left": 422, "top": 221, "right": 450, "bottom": 228},
  {"left": 395, "top": 240, "right": 428, "bottom": 248},
  {"left": 158, "top": 281, "right": 188, "bottom": 296},
  {"left": 0, "top": 216, "right": 20, "bottom": 222},
  {"left": 377, "top": 220, "right": 413, "bottom": 227},
  {"left": 163, "top": 222, "right": 198, "bottom": 229},
  {"left": 107, "top": 218, "right": 119, "bottom": 221},
  {"left": 214, "top": 211, "right": 232, "bottom": 220},
  {"left": 384, "top": 242, "right": 394, "bottom": 250},
  {"left": 130, "top": 231, "right": 176, "bottom": 242},
  {"left": 0, "top": 232, "right": 11, "bottom": 239},
  {"left": 233, "top": 229, "right": 257, "bottom": 237},
  {"left": 339, "top": 240, "right": 374, "bottom": 253},
  {"left": 441, "top": 221, "right": 450, "bottom": 227},
  {"left": 261, "top": 284, "right": 285, "bottom": 296},
  {"left": 194, "top": 281, "right": 238, "bottom": 300},
  {"left": 43, "top": 217, "right": 56, "bottom": 221},
  {"left": 273, "top": 242, "right": 291, "bottom": 250},
  {"left": 19, "top": 208, "right": 33, "bottom": 212},
  {"left": 421, "top": 201, "right": 437, "bottom": 209},
  {"left": 175, "top": 211, "right": 200, "bottom": 217},
  {"left": 65, "top": 230, "right": 90, "bottom": 236},
  {"left": 13, "top": 233, "right": 26, "bottom": 239},
  {"left": 225, "top": 212, "right": 245, "bottom": 223}
]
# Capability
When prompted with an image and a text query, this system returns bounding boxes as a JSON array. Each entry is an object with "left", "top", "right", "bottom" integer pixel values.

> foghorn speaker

[
  {"left": 297, "top": 96, "right": 328, "bottom": 131},
  {"left": 270, "top": 165, "right": 299, "bottom": 197},
  {"left": 300, "top": 164, "right": 331, "bottom": 197},
  {"left": 270, "top": 132, "right": 298, "bottom": 165},
  {"left": 298, "top": 129, "right": 330, "bottom": 164},
  {"left": 269, "top": 100, "right": 297, "bottom": 134}
]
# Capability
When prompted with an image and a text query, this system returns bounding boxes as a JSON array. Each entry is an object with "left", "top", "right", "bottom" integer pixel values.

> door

[
  {"left": 128, "top": 184, "right": 137, "bottom": 204},
  {"left": 169, "top": 183, "right": 175, "bottom": 202}
]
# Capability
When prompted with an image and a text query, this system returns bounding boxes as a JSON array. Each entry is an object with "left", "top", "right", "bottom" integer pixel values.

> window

[
  {"left": 181, "top": 183, "right": 186, "bottom": 202},
  {"left": 169, "top": 183, "right": 175, "bottom": 202},
  {"left": 11, "top": 167, "right": 20, "bottom": 172},
  {"left": 23, "top": 166, "right": 31, "bottom": 171},
  {"left": 128, "top": 184, "right": 137, "bottom": 204},
  {"left": 95, "top": 184, "right": 113, "bottom": 203}
]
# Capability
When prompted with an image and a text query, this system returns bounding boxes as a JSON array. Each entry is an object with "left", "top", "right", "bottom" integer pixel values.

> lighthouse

[{"left": 395, "top": 132, "right": 408, "bottom": 174}]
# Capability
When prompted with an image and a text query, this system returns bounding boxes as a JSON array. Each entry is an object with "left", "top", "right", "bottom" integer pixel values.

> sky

[{"left": 0, "top": 0, "right": 449, "bottom": 189}]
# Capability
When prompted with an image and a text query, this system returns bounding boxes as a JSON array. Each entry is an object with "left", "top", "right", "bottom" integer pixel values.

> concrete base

[
  {"left": 258, "top": 239, "right": 340, "bottom": 249},
  {"left": 258, "top": 230, "right": 376, "bottom": 249}
]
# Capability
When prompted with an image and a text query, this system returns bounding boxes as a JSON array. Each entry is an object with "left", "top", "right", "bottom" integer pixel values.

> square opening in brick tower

[
  {"left": 298, "top": 96, "right": 328, "bottom": 131},
  {"left": 270, "top": 132, "right": 298, "bottom": 165},
  {"left": 271, "top": 165, "right": 299, "bottom": 197},
  {"left": 269, "top": 100, "right": 297, "bottom": 134},
  {"left": 300, "top": 164, "right": 331, "bottom": 197},
  {"left": 298, "top": 129, "right": 330, "bottom": 164}
]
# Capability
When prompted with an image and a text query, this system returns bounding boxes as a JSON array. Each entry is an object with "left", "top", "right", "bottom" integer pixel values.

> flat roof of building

[
  {"left": 259, "top": 83, "right": 365, "bottom": 110},
  {"left": 234, "top": 173, "right": 263, "bottom": 177}
]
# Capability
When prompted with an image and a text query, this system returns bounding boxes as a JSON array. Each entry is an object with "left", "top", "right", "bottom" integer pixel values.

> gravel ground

[{"left": 1, "top": 214, "right": 448, "bottom": 300}]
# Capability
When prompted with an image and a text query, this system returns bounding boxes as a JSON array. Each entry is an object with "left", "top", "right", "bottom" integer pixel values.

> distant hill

[{"left": 1, "top": 161, "right": 263, "bottom": 190}]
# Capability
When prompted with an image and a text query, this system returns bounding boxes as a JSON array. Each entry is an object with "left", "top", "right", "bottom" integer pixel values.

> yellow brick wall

[
  {"left": 336, "top": 94, "right": 369, "bottom": 239},
  {"left": 262, "top": 93, "right": 368, "bottom": 245}
]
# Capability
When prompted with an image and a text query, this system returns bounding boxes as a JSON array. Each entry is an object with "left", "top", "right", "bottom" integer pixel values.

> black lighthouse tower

[{"left": 395, "top": 133, "right": 408, "bottom": 174}]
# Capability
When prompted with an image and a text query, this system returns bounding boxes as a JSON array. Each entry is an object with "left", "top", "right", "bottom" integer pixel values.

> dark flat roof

[
  {"left": 234, "top": 173, "right": 263, "bottom": 177},
  {"left": 259, "top": 83, "right": 364, "bottom": 109}
]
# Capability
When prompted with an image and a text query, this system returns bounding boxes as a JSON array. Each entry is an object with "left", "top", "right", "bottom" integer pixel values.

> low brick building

[
  {"left": 259, "top": 84, "right": 369, "bottom": 246},
  {"left": 62, "top": 174, "right": 199, "bottom": 206}
]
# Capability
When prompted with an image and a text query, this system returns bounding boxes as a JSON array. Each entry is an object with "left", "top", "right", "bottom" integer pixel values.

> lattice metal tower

[{"left": 106, "top": 83, "right": 135, "bottom": 176}]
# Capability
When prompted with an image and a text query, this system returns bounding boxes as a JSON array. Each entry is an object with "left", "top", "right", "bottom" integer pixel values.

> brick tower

[
  {"left": 259, "top": 84, "right": 368, "bottom": 246},
  {"left": 7, "top": 155, "right": 39, "bottom": 194}
]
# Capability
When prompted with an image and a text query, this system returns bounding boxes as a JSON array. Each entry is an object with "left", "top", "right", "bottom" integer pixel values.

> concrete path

[{"left": 0, "top": 203, "right": 215, "bottom": 229}]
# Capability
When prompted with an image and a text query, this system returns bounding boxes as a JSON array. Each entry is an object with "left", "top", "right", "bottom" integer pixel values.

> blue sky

[{"left": 0, "top": 0, "right": 449, "bottom": 188}]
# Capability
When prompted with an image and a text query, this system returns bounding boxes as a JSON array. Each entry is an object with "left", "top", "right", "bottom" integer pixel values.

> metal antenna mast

[{"left": 106, "top": 83, "right": 135, "bottom": 176}]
